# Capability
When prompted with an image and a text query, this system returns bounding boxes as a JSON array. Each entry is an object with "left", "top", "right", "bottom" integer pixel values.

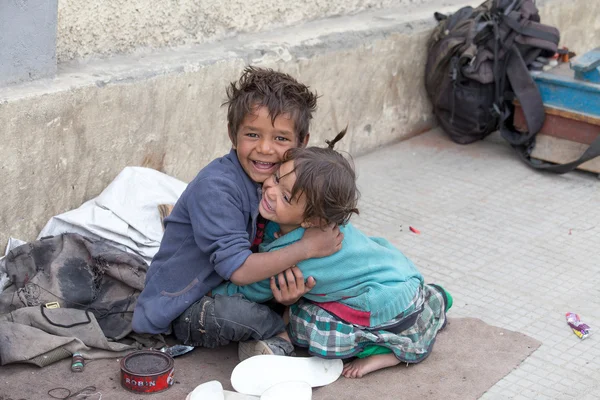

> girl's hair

[
  {"left": 223, "top": 66, "right": 318, "bottom": 146},
  {"left": 283, "top": 128, "right": 359, "bottom": 226}
]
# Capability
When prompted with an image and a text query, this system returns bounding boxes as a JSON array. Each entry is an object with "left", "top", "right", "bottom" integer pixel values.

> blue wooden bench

[{"left": 513, "top": 47, "right": 600, "bottom": 173}]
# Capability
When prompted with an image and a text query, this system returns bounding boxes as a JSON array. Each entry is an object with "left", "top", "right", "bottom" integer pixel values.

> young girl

[{"left": 212, "top": 130, "right": 452, "bottom": 379}]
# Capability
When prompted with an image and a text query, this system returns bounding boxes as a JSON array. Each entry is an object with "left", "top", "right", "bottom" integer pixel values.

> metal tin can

[{"left": 120, "top": 350, "right": 175, "bottom": 394}]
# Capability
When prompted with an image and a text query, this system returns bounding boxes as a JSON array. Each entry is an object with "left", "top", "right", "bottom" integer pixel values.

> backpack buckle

[
  {"left": 525, "top": 137, "right": 536, "bottom": 157},
  {"left": 491, "top": 103, "right": 503, "bottom": 117}
]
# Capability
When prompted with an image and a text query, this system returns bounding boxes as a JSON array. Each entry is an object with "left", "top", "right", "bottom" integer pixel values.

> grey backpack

[{"left": 424, "top": 0, "right": 599, "bottom": 173}]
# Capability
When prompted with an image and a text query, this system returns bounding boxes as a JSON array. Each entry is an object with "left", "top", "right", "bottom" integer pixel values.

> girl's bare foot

[{"left": 342, "top": 354, "right": 400, "bottom": 379}]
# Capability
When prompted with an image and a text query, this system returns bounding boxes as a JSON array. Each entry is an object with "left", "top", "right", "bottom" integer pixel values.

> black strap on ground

[
  {"left": 48, "top": 386, "right": 97, "bottom": 399},
  {"left": 40, "top": 305, "right": 92, "bottom": 328},
  {"left": 510, "top": 134, "right": 600, "bottom": 174},
  {"left": 500, "top": 44, "right": 600, "bottom": 174}
]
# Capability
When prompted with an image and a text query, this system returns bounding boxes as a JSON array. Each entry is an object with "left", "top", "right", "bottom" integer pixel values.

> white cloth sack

[{"left": 38, "top": 167, "right": 187, "bottom": 264}]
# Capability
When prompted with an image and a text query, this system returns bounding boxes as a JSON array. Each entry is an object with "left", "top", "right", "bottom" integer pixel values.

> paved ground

[
  {"left": 351, "top": 129, "right": 600, "bottom": 399},
  {"left": 2, "top": 128, "right": 599, "bottom": 399}
]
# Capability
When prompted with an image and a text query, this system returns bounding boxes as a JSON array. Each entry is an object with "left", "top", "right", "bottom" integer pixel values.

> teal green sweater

[{"left": 212, "top": 222, "right": 424, "bottom": 327}]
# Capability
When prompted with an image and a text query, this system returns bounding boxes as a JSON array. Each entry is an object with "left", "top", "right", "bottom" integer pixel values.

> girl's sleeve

[{"left": 211, "top": 278, "right": 274, "bottom": 303}]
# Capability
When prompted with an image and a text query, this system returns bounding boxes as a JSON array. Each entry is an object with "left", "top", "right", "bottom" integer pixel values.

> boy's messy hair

[
  {"left": 224, "top": 66, "right": 318, "bottom": 145},
  {"left": 284, "top": 128, "right": 359, "bottom": 226}
]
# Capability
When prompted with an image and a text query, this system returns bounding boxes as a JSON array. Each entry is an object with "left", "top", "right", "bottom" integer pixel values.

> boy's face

[
  {"left": 259, "top": 160, "right": 307, "bottom": 234},
  {"left": 231, "top": 106, "right": 307, "bottom": 184}
]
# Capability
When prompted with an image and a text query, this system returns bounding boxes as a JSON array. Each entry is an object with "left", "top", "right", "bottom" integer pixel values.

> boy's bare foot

[{"left": 342, "top": 354, "right": 400, "bottom": 379}]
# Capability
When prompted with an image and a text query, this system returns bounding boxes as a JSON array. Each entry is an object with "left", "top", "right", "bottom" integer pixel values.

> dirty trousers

[{"left": 172, "top": 294, "right": 285, "bottom": 348}]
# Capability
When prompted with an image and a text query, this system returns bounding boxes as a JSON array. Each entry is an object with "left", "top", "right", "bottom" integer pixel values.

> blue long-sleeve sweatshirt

[
  {"left": 132, "top": 149, "right": 262, "bottom": 334},
  {"left": 213, "top": 222, "right": 424, "bottom": 327}
]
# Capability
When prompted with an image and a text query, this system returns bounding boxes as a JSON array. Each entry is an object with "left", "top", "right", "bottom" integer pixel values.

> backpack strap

[
  {"left": 509, "top": 134, "right": 600, "bottom": 174},
  {"left": 500, "top": 14, "right": 560, "bottom": 44},
  {"left": 501, "top": 45, "right": 545, "bottom": 145}
]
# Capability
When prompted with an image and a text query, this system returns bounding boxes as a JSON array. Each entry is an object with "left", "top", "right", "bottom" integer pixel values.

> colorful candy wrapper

[{"left": 566, "top": 312, "right": 591, "bottom": 340}]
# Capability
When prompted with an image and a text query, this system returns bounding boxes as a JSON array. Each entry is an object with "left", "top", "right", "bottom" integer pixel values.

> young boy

[{"left": 132, "top": 67, "right": 343, "bottom": 355}]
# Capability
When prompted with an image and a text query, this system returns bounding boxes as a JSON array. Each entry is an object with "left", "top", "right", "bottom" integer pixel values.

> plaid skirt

[{"left": 288, "top": 284, "right": 448, "bottom": 363}]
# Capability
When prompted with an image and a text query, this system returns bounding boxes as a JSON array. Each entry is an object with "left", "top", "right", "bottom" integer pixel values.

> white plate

[
  {"left": 186, "top": 380, "right": 224, "bottom": 400},
  {"left": 231, "top": 356, "right": 343, "bottom": 396},
  {"left": 187, "top": 381, "right": 259, "bottom": 400},
  {"left": 260, "top": 381, "right": 312, "bottom": 400}
]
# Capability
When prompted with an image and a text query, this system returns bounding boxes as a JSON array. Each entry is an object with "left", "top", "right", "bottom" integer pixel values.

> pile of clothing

[{"left": 0, "top": 167, "right": 186, "bottom": 367}]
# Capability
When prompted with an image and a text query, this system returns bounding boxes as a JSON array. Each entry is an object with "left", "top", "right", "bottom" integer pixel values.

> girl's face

[{"left": 259, "top": 160, "right": 307, "bottom": 235}]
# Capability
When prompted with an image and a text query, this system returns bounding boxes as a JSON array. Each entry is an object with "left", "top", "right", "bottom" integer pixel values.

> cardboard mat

[{"left": 1, "top": 318, "right": 541, "bottom": 400}]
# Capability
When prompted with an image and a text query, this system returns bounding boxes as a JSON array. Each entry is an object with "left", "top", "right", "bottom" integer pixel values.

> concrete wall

[
  {"left": 537, "top": 0, "right": 600, "bottom": 56},
  {"left": 1, "top": 0, "right": 599, "bottom": 248},
  {"left": 56, "top": 0, "right": 434, "bottom": 62},
  {"left": 0, "top": 0, "right": 58, "bottom": 86}
]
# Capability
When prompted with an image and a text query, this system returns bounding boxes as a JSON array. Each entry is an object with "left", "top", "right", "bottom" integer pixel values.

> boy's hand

[
  {"left": 271, "top": 266, "right": 316, "bottom": 306},
  {"left": 301, "top": 223, "right": 343, "bottom": 259}
]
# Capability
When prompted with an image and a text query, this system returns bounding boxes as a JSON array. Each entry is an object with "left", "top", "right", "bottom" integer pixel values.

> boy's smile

[{"left": 233, "top": 106, "right": 305, "bottom": 184}]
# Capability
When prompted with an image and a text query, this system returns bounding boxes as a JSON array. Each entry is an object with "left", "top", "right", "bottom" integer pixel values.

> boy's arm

[
  {"left": 212, "top": 279, "right": 273, "bottom": 303},
  {"left": 212, "top": 266, "right": 315, "bottom": 305},
  {"left": 229, "top": 224, "right": 342, "bottom": 286},
  {"left": 188, "top": 178, "right": 257, "bottom": 281},
  {"left": 188, "top": 177, "right": 342, "bottom": 285}
]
